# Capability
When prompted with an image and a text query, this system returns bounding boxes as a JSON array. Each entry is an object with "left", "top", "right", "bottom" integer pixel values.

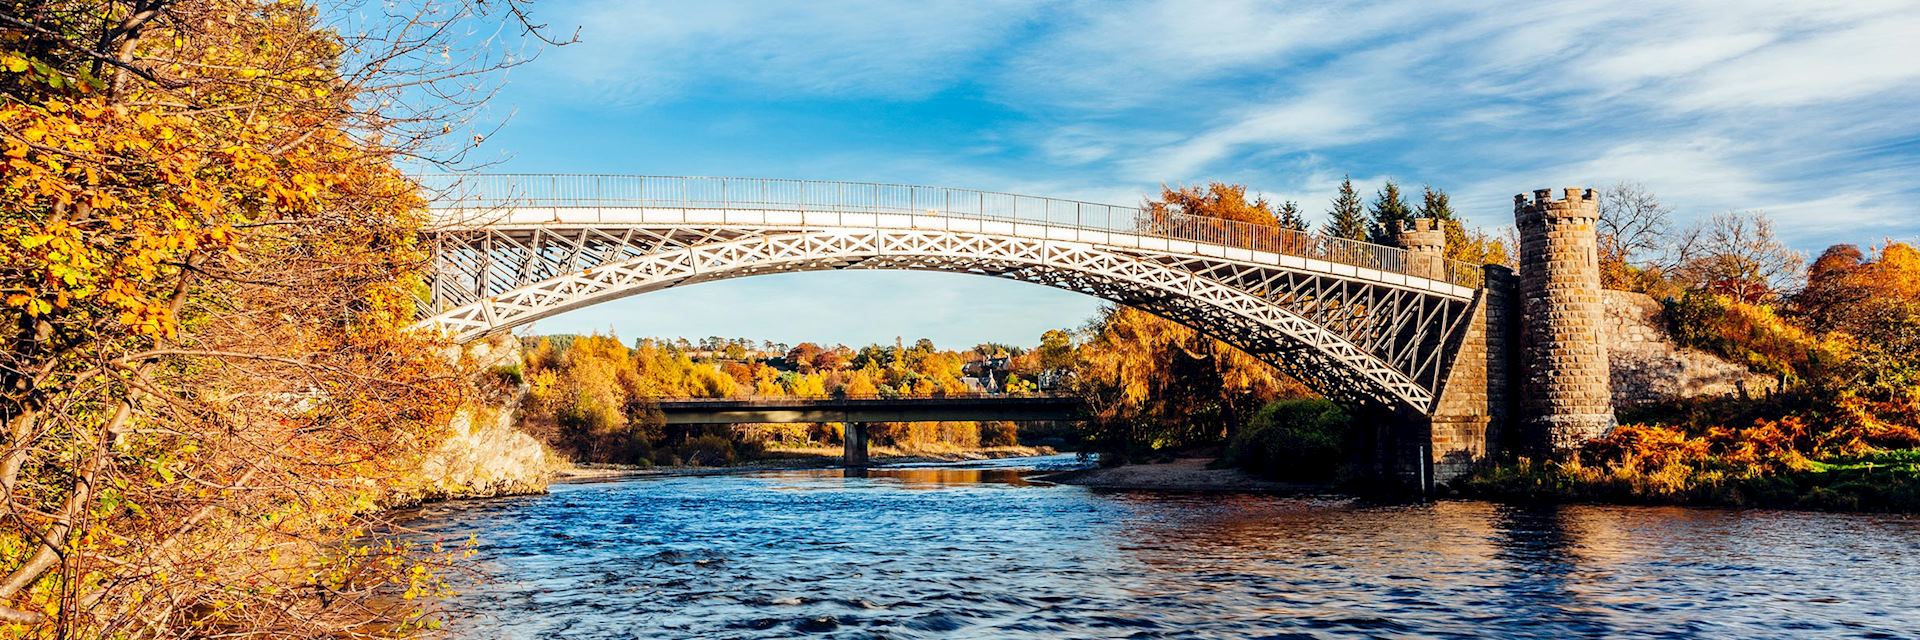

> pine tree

[
  {"left": 1323, "top": 176, "right": 1368, "bottom": 241},
  {"left": 1367, "top": 180, "right": 1414, "bottom": 245},
  {"left": 1418, "top": 185, "right": 1468, "bottom": 256},
  {"left": 1277, "top": 200, "right": 1308, "bottom": 231}
]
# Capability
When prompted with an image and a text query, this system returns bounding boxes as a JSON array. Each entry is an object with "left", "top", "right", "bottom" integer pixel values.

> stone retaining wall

[{"left": 1602, "top": 290, "right": 1776, "bottom": 406}]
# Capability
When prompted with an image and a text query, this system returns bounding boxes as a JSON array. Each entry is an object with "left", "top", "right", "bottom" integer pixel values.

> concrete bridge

[
  {"left": 655, "top": 394, "right": 1084, "bottom": 425},
  {"left": 414, "top": 175, "right": 1616, "bottom": 490},
  {"left": 654, "top": 394, "right": 1085, "bottom": 466}
]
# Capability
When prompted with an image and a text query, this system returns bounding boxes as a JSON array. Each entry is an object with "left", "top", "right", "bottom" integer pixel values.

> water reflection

[
  {"left": 764, "top": 466, "right": 1038, "bottom": 488},
  {"left": 405, "top": 455, "right": 1920, "bottom": 639},
  {"left": 1488, "top": 504, "right": 1610, "bottom": 635}
]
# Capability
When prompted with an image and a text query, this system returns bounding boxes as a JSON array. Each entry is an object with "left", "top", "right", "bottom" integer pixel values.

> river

[{"left": 404, "top": 455, "right": 1920, "bottom": 638}]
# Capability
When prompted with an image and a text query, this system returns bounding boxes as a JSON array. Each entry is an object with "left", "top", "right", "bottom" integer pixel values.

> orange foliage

[{"left": 0, "top": 0, "right": 542, "bottom": 635}]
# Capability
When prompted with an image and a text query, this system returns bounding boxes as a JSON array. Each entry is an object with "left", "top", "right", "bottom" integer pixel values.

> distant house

[
  {"left": 961, "top": 356, "right": 1012, "bottom": 392},
  {"left": 962, "top": 356, "right": 1010, "bottom": 378}
]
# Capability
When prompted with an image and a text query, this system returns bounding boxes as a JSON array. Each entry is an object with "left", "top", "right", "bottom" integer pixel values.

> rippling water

[{"left": 404, "top": 455, "right": 1920, "bottom": 638}]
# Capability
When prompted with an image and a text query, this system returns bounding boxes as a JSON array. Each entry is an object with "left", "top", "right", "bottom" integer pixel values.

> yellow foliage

[{"left": 0, "top": 1, "right": 510, "bottom": 635}]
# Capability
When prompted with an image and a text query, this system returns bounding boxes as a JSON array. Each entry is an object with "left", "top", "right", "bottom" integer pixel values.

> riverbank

[
  {"left": 1455, "top": 451, "right": 1920, "bottom": 513},
  {"left": 1034, "top": 458, "right": 1323, "bottom": 493},
  {"left": 557, "top": 445, "right": 1057, "bottom": 483}
]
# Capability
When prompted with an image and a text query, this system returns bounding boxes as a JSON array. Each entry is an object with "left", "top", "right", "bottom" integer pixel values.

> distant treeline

[{"left": 507, "top": 335, "right": 1064, "bottom": 465}]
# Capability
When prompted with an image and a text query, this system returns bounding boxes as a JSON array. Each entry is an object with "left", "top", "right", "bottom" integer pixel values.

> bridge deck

[
  {"left": 420, "top": 174, "right": 1486, "bottom": 292},
  {"left": 417, "top": 175, "right": 1494, "bottom": 413},
  {"left": 653, "top": 395, "right": 1085, "bottom": 425}
]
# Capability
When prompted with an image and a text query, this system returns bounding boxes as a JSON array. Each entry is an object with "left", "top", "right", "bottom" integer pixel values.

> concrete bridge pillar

[
  {"left": 1514, "top": 187, "right": 1615, "bottom": 450},
  {"left": 1396, "top": 218, "right": 1448, "bottom": 281},
  {"left": 842, "top": 423, "right": 870, "bottom": 467}
]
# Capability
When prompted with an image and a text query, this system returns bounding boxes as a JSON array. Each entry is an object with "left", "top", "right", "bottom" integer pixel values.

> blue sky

[{"left": 461, "top": 0, "right": 1920, "bottom": 349}]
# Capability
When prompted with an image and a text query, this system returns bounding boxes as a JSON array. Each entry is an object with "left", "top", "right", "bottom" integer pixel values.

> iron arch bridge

[{"left": 413, "top": 175, "right": 1489, "bottom": 413}]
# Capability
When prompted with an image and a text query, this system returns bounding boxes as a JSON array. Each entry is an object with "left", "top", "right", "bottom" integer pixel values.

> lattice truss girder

[{"left": 419, "top": 225, "right": 1476, "bottom": 412}]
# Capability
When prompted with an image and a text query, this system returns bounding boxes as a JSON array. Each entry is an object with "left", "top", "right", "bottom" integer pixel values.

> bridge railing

[{"left": 418, "top": 174, "right": 1485, "bottom": 289}]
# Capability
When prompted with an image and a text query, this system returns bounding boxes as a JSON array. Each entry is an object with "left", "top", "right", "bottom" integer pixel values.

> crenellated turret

[
  {"left": 1514, "top": 186, "right": 1614, "bottom": 450},
  {"left": 1396, "top": 218, "right": 1448, "bottom": 281}
]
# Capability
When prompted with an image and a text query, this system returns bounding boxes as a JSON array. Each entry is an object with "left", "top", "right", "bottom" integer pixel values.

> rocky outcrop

[
  {"left": 1602, "top": 290, "right": 1776, "bottom": 407},
  {"left": 390, "top": 336, "right": 566, "bottom": 505},
  {"left": 400, "top": 402, "right": 565, "bottom": 503}
]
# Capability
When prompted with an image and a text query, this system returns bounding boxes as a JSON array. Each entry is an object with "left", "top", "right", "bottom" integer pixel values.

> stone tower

[
  {"left": 1514, "top": 187, "right": 1614, "bottom": 449},
  {"left": 1396, "top": 218, "right": 1447, "bottom": 281}
]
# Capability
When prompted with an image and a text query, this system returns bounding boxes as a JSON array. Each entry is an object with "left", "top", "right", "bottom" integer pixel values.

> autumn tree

[
  {"left": 786, "top": 342, "right": 825, "bottom": 373},
  {"left": 1671, "top": 210, "right": 1804, "bottom": 303},
  {"left": 1596, "top": 182, "right": 1676, "bottom": 290},
  {"left": 1072, "top": 307, "right": 1295, "bottom": 459},
  {"left": 0, "top": 0, "right": 558, "bottom": 634},
  {"left": 1074, "top": 182, "right": 1319, "bottom": 458},
  {"left": 1598, "top": 182, "right": 1674, "bottom": 267},
  {"left": 812, "top": 346, "right": 849, "bottom": 372},
  {"left": 1791, "top": 244, "right": 1871, "bottom": 333},
  {"left": 1664, "top": 241, "right": 1920, "bottom": 457},
  {"left": 1036, "top": 329, "right": 1076, "bottom": 372},
  {"left": 1146, "top": 182, "right": 1279, "bottom": 227},
  {"left": 1323, "top": 176, "right": 1367, "bottom": 241},
  {"left": 842, "top": 369, "right": 880, "bottom": 397}
]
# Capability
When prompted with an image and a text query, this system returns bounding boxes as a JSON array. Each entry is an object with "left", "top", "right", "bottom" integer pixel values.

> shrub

[
  {"left": 677, "top": 435, "right": 737, "bottom": 466},
  {"left": 490, "top": 363, "right": 525, "bottom": 386},
  {"left": 1223, "top": 398, "right": 1354, "bottom": 482},
  {"left": 1663, "top": 290, "right": 1837, "bottom": 381},
  {"left": 734, "top": 437, "right": 769, "bottom": 461}
]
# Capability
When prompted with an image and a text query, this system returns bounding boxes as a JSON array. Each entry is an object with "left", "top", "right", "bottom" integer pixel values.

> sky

[{"left": 451, "top": 0, "right": 1920, "bottom": 349}]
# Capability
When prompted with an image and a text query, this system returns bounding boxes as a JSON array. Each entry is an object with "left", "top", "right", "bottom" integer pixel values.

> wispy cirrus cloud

[
  {"left": 499, "top": 0, "right": 1920, "bottom": 246},
  {"left": 473, "top": 0, "right": 1920, "bottom": 344}
]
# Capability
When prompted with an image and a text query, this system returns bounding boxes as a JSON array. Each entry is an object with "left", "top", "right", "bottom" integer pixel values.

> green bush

[{"left": 1224, "top": 398, "right": 1354, "bottom": 482}]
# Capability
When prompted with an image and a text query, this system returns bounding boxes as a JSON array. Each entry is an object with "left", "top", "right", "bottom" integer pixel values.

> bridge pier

[
  {"left": 1389, "top": 224, "right": 1522, "bottom": 490},
  {"left": 842, "top": 423, "right": 869, "bottom": 467}
]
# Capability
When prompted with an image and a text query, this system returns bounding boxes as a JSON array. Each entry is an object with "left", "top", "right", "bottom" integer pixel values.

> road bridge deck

[{"left": 653, "top": 394, "right": 1085, "bottom": 425}]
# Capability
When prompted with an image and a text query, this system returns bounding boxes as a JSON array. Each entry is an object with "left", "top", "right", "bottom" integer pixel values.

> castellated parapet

[
  {"left": 1395, "top": 218, "right": 1447, "bottom": 281},
  {"left": 1514, "top": 187, "right": 1615, "bottom": 450}
]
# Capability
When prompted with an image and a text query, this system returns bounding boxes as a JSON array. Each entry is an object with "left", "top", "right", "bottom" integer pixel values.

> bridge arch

[{"left": 415, "top": 176, "right": 1488, "bottom": 413}]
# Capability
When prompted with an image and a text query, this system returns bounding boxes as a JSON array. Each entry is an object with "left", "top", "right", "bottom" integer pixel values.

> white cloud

[
  {"left": 1760, "top": 191, "right": 1915, "bottom": 244},
  {"left": 499, "top": 0, "right": 1920, "bottom": 253},
  {"left": 1039, "top": 126, "right": 1122, "bottom": 165},
  {"left": 1583, "top": 32, "right": 1774, "bottom": 87},
  {"left": 1129, "top": 91, "right": 1378, "bottom": 180},
  {"left": 995, "top": 0, "right": 1334, "bottom": 108},
  {"left": 1667, "top": 14, "right": 1920, "bottom": 111}
]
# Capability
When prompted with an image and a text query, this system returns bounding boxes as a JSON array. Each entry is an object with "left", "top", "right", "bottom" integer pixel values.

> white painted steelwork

[{"left": 416, "top": 175, "right": 1486, "bottom": 411}]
